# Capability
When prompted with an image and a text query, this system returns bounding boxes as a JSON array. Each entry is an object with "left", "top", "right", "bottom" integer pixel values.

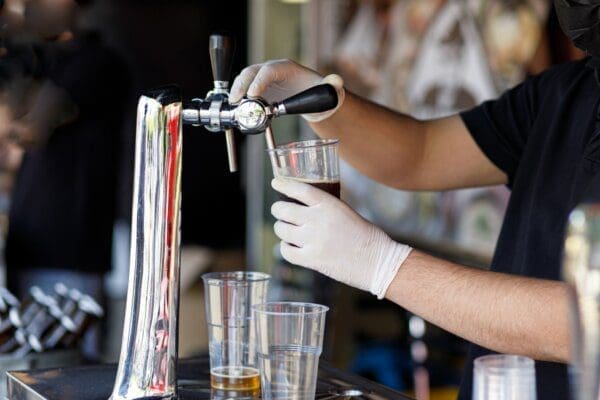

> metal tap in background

[
  {"left": 110, "top": 33, "right": 338, "bottom": 400},
  {"left": 563, "top": 204, "right": 600, "bottom": 400}
]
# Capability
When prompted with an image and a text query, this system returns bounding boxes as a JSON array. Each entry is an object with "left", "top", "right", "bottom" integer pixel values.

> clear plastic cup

[
  {"left": 253, "top": 302, "right": 328, "bottom": 400},
  {"left": 267, "top": 139, "right": 340, "bottom": 202},
  {"left": 473, "top": 355, "right": 536, "bottom": 400},
  {"left": 202, "top": 271, "right": 270, "bottom": 391}
]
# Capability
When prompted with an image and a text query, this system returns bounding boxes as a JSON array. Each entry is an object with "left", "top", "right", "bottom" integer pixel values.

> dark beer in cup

[
  {"left": 278, "top": 178, "right": 340, "bottom": 205},
  {"left": 268, "top": 139, "right": 341, "bottom": 206}
]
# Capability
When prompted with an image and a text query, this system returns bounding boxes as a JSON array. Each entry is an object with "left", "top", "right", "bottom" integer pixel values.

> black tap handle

[
  {"left": 209, "top": 33, "right": 235, "bottom": 84},
  {"left": 280, "top": 84, "right": 338, "bottom": 115}
]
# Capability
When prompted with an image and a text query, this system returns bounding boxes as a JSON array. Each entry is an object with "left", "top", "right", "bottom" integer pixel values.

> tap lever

[
  {"left": 209, "top": 33, "right": 235, "bottom": 90},
  {"left": 275, "top": 84, "right": 338, "bottom": 116}
]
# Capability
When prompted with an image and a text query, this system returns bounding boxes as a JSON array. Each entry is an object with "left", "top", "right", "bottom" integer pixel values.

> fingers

[
  {"left": 229, "top": 64, "right": 262, "bottom": 103},
  {"left": 273, "top": 221, "right": 305, "bottom": 247},
  {"left": 271, "top": 201, "right": 309, "bottom": 225},
  {"left": 279, "top": 241, "right": 305, "bottom": 266},
  {"left": 230, "top": 60, "right": 290, "bottom": 102},
  {"left": 246, "top": 60, "right": 291, "bottom": 99},
  {"left": 271, "top": 178, "right": 327, "bottom": 207},
  {"left": 230, "top": 59, "right": 321, "bottom": 103}
]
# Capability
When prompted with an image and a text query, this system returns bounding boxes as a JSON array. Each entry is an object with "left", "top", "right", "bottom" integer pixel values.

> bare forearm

[
  {"left": 309, "top": 92, "right": 506, "bottom": 190},
  {"left": 309, "top": 92, "right": 426, "bottom": 189},
  {"left": 386, "top": 251, "right": 570, "bottom": 363}
]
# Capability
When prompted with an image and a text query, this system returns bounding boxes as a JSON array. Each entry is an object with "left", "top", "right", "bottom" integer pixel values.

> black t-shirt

[
  {"left": 458, "top": 58, "right": 600, "bottom": 400},
  {"left": 5, "top": 35, "right": 129, "bottom": 275}
]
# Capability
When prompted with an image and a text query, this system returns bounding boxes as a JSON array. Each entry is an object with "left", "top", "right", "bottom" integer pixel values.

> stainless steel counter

[{"left": 6, "top": 357, "right": 412, "bottom": 399}]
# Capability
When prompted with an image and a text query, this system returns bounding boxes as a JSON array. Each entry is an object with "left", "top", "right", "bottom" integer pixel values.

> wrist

[{"left": 370, "top": 232, "right": 412, "bottom": 299}]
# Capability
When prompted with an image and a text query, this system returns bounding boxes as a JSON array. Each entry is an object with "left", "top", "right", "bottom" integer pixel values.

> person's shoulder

[
  {"left": 542, "top": 57, "right": 591, "bottom": 74},
  {"left": 529, "top": 57, "right": 594, "bottom": 92}
]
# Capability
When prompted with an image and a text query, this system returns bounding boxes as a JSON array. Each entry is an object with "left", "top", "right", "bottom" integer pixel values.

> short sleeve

[{"left": 460, "top": 74, "right": 542, "bottom": 185}]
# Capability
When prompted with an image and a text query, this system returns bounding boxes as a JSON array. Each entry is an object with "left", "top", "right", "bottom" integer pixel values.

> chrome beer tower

[
  {"left": 563, "top": 204, "right": 600, "bottom": 400},
  {"left": 110, "top": 34, "right": 337, "bottom": 400}
]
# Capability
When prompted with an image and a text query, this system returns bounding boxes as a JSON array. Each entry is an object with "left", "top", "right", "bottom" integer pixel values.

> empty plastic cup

[
  {"left": 473, "top": 354, "right": 536, "bottom": 400},
  {"left": 253, "top": 302, "right": 328, "bottom": 400}
]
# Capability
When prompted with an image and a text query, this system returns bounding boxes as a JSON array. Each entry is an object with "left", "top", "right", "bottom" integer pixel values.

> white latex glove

[
  {"left": 229, "top": 59, "right": 345, "bottom": 122},
  {"left": 271, "top": 177, "right": 412, "bottom": 299}
]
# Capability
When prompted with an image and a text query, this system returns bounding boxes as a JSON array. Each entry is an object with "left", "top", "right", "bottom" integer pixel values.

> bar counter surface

[{"left": 5, "top": 357, "right": 412, "bottom": 399}]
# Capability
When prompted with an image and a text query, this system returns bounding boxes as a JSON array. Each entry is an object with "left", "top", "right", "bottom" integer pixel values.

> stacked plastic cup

[
  {"left": 202, "top": 271, "right": 270, "bottom": 392},
  {"left": 253, "top": 302, "right": 328, "bottom": 400}
]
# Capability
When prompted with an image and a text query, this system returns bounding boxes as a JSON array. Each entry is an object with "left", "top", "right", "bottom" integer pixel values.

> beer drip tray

[{"left": 6, "top": 357, "right": 411, "bottom": 399}]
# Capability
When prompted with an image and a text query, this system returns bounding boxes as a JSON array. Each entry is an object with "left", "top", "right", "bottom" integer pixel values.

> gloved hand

[
  {"left": 271, "top": 177, "right": 412, "bottom": 299},
  {"left": 229, "top": 59, "right": 346, "bottom": 122}
]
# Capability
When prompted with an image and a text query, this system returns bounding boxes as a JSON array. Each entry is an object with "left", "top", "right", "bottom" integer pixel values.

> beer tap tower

[{"left": 109, "top": 34, "right": 338, "bottom": 400}]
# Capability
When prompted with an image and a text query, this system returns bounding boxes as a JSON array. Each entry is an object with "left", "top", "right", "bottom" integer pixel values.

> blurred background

[{"left": 0, "top": 0, "right": 585, "bottom": 399}]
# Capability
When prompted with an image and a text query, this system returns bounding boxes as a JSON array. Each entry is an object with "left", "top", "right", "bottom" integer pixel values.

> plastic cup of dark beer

[{"left": 267, "top": 139, "right": 340, "bottom": 203}]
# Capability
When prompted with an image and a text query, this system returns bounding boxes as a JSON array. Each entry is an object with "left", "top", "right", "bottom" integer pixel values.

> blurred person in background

[
  {"left": 0, "top": 0, "right": 129, "bottom": 358},
  {"left": 230, "top": 0, "right": 600, "bottom": 398}
]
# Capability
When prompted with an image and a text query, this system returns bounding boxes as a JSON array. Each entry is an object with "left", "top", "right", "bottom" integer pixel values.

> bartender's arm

[
  {"left": 310, "top": 93, "right": 506, "bottom": 190},
  {"left": 270, "top": 178, "right": 570, "bottom": 364},
  {"left": 231, "top": 60, "right": 571, "bottom": 363},
  {"left": 231, "top": 60, "right": 505, "bottom": 190},
  {"left": 388, "top": 251, "right": 570, "bottom": 363}
]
